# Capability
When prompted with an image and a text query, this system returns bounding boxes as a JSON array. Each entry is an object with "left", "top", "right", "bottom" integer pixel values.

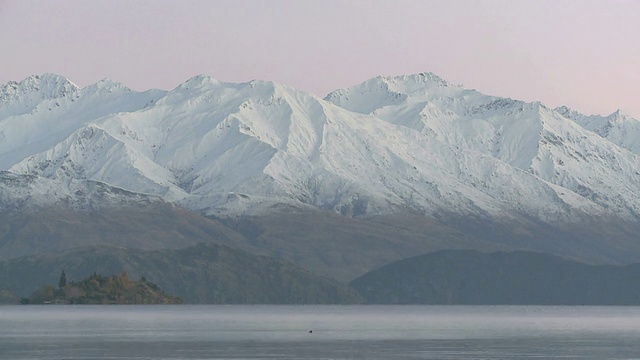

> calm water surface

[{"left": 1, "top": 305, "right": 640, "bottom": 359}]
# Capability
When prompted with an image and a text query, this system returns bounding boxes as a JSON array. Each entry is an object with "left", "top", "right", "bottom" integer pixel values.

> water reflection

[{"left": 2, "top": 305, "right": 640, "bottom": 359}]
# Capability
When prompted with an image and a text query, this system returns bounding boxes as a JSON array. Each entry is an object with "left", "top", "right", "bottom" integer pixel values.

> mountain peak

[
  {"left": 1, "top": 73, "right": 79, "bottom": 104},
  {"left": 19, "top": 73, "right": 77, "bottom": 92},
  {"left": 383, "top": 72, "right": 455, "bottom": 88},
  {"left": 324, "top": 71, "right": 471, "bottom": 114},
  {"left": 607, "top": 109, "right": 631, "bottom": 121},
  {"left": 25, "top": 73, "right": 76, "bottom": 86},
  {"left": 555, "top": 105, "right": 584, "bottom": 120},
  {"left": 82, "top": 78, "right": 131, "bottom": 94},
  {"left": 243, "top": 79, "right": 311, "bottom": 99},
  {"left": 0, "top": 74, "right": 80, "bottom": 117},
  {"left": 177, "top": 75, "right": 222, "bottom": 90}
]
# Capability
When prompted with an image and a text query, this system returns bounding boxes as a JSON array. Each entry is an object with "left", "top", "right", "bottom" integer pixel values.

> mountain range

[{"left": 1, "top": 72, "right": 639, "bottom": 293}]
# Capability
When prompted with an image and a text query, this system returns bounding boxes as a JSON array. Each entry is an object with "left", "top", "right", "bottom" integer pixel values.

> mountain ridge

[
  {"left": 5, "top": 72, "right": 638, "bottom": 221},
  {"left": 326, "top": 74, "right": 640, "bottom": 221},
  {"left": 2, "top": 72, "right": 640, "bottom": 280}
]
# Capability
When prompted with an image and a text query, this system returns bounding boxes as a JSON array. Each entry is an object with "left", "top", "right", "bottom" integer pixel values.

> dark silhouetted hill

[{"left": 351, "top": 250, "right": 640, "bottom": 305}]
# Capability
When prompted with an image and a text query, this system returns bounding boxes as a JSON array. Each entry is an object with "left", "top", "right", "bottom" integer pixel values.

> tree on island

[
  {"left": 25, "top": 272, "right": 183, "bottom": 305},
  {"left": 58, "top": 270, "right": 67, "bottom": 289}
]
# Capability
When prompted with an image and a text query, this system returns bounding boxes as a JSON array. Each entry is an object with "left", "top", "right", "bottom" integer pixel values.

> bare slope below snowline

[{"left": 0, "top": 242, "right": 362, "bottom": 304}]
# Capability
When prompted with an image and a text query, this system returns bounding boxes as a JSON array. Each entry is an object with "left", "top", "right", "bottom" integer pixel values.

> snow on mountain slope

[
  {"left": 0, "top": 74, "right": 165, "bottom": 170},
  {"left": 530, "top": 106, "right": 640, "bottom": 217},
  {"left": 0, "top": 74, "right": 78, "bottom": 118},
  {"left": 556, "top": 106, "right": 640, "bottom": 155},
  {"left": 326, "top": 73, "right": 546, "bottom": 169},
  {"left": 0, "top": 170, "right": 161, "bottom": 211},
  {"left": 1, "top": 73, "right": 637, "bottom": 223},
  {"left": 326, "top": 73, "right": 640, "bottom": 220}
]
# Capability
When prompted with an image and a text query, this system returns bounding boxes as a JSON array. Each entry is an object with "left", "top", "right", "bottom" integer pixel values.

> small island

[{"left": 24, "top": 271, "right": 182, "bottom": 305}]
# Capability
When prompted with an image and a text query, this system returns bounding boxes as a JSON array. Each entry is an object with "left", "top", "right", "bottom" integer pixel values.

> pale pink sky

[{"left": 1, "top": 0, "right": 638, "bottom": 118}]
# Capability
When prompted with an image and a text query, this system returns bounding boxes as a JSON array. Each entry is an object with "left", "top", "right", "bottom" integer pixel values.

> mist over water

[{"left": 2, "top": 305, "right": 640, "bottom": 359}]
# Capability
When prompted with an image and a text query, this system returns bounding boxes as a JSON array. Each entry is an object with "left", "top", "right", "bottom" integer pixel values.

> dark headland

[{"left": 351, "top": 249, "right": 640, "bottom": 305}]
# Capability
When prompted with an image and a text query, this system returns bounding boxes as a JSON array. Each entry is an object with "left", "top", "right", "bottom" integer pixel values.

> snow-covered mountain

[
  {"left": 1, "top": 72, "right": 639, "bottom": 225},
  {"left": 556, "top": 106, "right": 640, "bottom": 155},
  {"left": 326, "top": 73, "right": 640, "bottom": 221},
  {"left": 0, "top": 170, "right": 161, "bottom": 212},
  {"left": 0, "top": 74, "right": 164, "bottom": 170}
]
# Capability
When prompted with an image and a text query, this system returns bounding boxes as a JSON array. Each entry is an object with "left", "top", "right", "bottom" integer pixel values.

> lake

[{"left": 1, "top": 305, "right": 640, "bottom": 359}]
